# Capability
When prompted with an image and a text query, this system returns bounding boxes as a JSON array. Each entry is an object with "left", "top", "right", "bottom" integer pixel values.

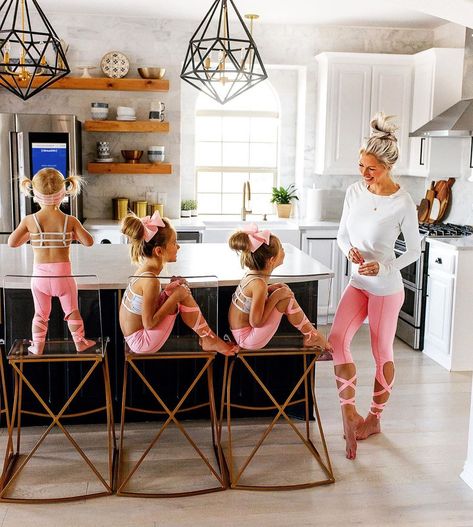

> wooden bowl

[
  {"left": 137, "top": 67, "right": 166, "bottom": 79},
  {"left": 121, "top": 150, "right": 143, "bottom": 163}
]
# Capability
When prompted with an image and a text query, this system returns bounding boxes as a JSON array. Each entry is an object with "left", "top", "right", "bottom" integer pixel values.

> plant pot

[
  {"left": 181, "top": 210, "right": 191, "bottom": 218},
  {"left": 276, "top": 203, "right": 292, "bottom": 218},
  {"left": 191, "top": 209, "right": 198, "bottom": 217}
]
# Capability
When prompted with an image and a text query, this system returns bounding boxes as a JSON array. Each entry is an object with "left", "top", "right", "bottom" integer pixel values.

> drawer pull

[{"left": 435, "top": 257, "right": 442, "bottom": 264}]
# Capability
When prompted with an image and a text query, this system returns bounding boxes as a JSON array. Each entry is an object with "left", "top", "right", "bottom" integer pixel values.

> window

[{"left": 195, "top": 81, "right": 279, "bottom": 215}]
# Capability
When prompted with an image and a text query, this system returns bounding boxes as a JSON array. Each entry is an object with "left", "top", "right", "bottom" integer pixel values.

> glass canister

[
  {"left": 152, "top": 203, "right": 164, "bottom": 217},
  {"left": 136, "top": 201, "right": 148, "bottom": 217},
  {"left": 112, "top": 197, "right": 129, "bottom": 220}
]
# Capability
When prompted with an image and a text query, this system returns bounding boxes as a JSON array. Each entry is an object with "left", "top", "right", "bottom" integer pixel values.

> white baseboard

[{"left": 460, "top": 460, "right": 473, "bottom": 490}]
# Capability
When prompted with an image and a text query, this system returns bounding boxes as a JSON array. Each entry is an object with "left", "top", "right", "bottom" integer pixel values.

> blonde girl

[
  {"left": 120, "top": 211, "right": 236, "bottom": 356},
  {"left": 228, "top": 223, "right": 332, "bottom": 354},
  {"left": 8, "top": 168, "right": 95, "bottom": 354}
]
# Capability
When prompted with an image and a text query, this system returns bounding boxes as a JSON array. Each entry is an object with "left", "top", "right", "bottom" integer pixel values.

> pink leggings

[
  {"left": 124, "top": 313, "right": 178, "bottom": 354},
  {"left": 30, "top": 262, "right": 89, "bottom": 351},
  {"left": 231, "top": 308, "right": 284, "bottom": 350},
  {"left": 328, "top": 285, "right": 404, "bottom": 417}
]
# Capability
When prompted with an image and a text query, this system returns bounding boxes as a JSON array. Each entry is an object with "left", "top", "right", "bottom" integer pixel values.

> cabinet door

[
  {"left": 371, "top": 64, "right": 413, "bottom": 173},
  {"left": 321, "top": 63, "right": 372, "bottom": 176},
  {"left": 424, "top": 271, "right": 454, "bottom": 355},
  {"left": 305, "top": 238, "right": 340, "bottom": 316}
]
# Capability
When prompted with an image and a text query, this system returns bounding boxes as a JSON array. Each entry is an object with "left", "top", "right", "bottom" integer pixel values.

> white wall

[{"left": 0, "top": 13, "right": 468, "bottom": 221}]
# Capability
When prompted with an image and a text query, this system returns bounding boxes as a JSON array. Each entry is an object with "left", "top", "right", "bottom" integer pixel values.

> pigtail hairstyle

[
  {"left": 360, "top": 112, "right": 399, "bottom": 168},
  {"left": 64, "top": 175, "right": 84, "bottom": 197},
  {"left": 20, "top": 176, "right": 34, "bottom": 197},
  {"left": 121, "top": 212, "right": 174, "bottom": 264},
  {"left": 228, "top": 230, "right": 281, "bottom": 271}
]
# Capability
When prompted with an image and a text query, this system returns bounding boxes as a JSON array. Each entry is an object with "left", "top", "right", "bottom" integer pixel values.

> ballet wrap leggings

[
  {"left": 328, "top": 285, "right": 404, "bottom": 418},
  {"left": 125, "top": 281, "right": 207, "bottom": 354},
  {"left": 30, "top": 262, "right": 88, "bottom": 347}
]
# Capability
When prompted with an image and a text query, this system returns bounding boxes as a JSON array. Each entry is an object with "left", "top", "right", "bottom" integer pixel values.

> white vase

[{"left": 181, "top": 210, "right": 191, "bottom": 218}]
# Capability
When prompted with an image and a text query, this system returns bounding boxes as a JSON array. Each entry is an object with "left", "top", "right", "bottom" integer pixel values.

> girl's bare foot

[
  {"left": 342, "top": 410, "right": 364, "bottom": 460},
  {"left": 75, "top": 338, "right": 96, "bottom": 352},
  {"left": 356, "top": 413, "right": 381, "bottom": 440},
  {"left": 200, "top": 333, "right": 237, "bottom": 356}
]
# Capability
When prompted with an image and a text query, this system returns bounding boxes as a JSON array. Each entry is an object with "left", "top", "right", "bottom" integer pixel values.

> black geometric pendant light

[
  {"left": 181, "top": 0, "right": 267, "bottom": 105},
  {"left": 0, "top": 0, "right": 70, "bottom": 100}
]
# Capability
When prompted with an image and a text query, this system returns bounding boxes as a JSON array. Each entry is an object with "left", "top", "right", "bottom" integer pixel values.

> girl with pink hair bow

[
  {"left": 8, "top": 168, "right": 95, "bottom": 354},
  {"left": 120, "top": 211, "right": 236, "bottom": 356},
  {"left": 228, "top": 223, "right": 333, "bottom": 355}
]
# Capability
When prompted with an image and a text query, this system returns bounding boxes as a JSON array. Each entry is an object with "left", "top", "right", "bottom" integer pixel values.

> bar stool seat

[
  {"left": 117, "top": 275, "right": 227, "bottom": 497},
  {"left": 221, "top": 339, "right": 335, "bottom": 490}
]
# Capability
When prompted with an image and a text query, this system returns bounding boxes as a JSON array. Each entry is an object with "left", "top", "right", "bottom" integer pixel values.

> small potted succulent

[
  {"left": 180, "top": 199, "right": 193, "bottom": 218},
  {"left": 270, "top": 184, "right": 299, "bottom": 218},
  {"left": 189, "top": 199, "right": 198, "bottom": 217}
]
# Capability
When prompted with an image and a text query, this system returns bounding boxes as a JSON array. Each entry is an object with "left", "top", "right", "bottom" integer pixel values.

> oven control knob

[{"left": 435, "top": 257, "right": 442, "bottom": 264}]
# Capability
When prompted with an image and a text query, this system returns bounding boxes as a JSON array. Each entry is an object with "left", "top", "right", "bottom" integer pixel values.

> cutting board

[{"left": 435, "top": 178, "right": 455, "bottom": 222}]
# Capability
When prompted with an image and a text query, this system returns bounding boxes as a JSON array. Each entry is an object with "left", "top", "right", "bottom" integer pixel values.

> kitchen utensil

[
  {"left": 148, "top": 152, "right": 165, "bottom": 163},
  {"left": 428, "top": 198, "right": 441, "bottom": 223},
  {"left": 113, "top": 197, "right": 129, "bottom": 220},
  {"left": 152, "top": 203, "right": 164, "bottom": 216},
  {"left": 425, "top": 181, "right": 435, "bottom": 208},
  {"left": 121, "top": 150, "right": 143, "bottom": 163},
  {"left": 417, "top": 199, "right": 430, "bottom": 223},
  {"left": 437, "top": 177, "right": 455, "bottom": 222},
  {"left": 101, "top": 51, "right": 130, "bottom": 79},
  {"left": 149, "top": 111, "right": 165, "bottom": 121},
  {"left": 137, "top": 67, "right": 166, "bottom": 79}
]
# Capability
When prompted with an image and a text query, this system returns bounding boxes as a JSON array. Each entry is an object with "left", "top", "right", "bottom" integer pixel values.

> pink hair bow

[
  {"left": 141, "top": 211, "right": 165, "bottom": 242},
  {"left": 242, "top": 223, "right": 271, "bottom": 253}
]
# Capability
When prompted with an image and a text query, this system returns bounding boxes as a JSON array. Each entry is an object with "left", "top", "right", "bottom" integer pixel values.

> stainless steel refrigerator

[{"left": 0, "top": 113, "right": 82, "bottom": 243}]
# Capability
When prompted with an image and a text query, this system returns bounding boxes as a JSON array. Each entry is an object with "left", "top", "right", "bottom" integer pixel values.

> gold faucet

[{"left": 241, "top": 181, "right": 252, "bottom": 221}]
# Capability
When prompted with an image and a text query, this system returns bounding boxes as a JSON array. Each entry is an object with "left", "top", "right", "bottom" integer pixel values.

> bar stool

[
  {"left": 0, "top": 343, "right": 11, "bottom": 490},
  {"left": 0, "top": 274, "right": 116, "bottom": 503},
  {"left": 117, "top": 275, "right": 226, "bottom": 497},
  {"left": 220, "top": 274, "right": 335, "bottom": 490}
]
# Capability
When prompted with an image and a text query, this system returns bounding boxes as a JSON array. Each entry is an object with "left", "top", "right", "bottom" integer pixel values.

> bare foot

[
  {"left": 342, "top": 411, "right": 364, "bottom": 460},
  {"left": 28, "top": 341, "right": 45, "bottom": 355},
  {"left": 200, "top": 333, "right": 237, "bottom": 356},
  {"left": 356, "top": 413, "right": 381, "bottom": 440},
  {"left": 75, "top": 338, "right": 96, "bottom": 352}
]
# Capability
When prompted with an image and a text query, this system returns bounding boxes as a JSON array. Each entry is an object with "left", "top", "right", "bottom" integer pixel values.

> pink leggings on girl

[
  {"left": 328, "top": 285, "right": 404, "bottom": 418},
  {"left": 231, "top": 308, "right": 284, "bottom": 350},
  {"left": 30, "top": 262, "right": 92, "bottom": 353}
]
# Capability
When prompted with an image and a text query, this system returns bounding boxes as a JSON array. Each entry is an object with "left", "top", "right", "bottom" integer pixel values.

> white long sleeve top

[{"left": 337, "top": 181, "right": 422, "bottom": 296}]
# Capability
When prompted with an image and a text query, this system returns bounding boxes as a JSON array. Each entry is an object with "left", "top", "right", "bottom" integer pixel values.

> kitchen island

[{"left": 0, "top": 243, "right": 333, "bottom": 423}]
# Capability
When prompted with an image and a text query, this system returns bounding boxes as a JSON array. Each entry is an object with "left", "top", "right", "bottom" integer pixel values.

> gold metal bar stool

[
  {"left": 0, "top": 274, "right": 117, "bottom": 503},
  {"left": 0, "top": 343, "right": 11, "bottom": 489},
  {"left": 117, "top": 275, "right": 227, "bottom": 497},
  {"left": 220, "top": 275, "right": 334, "bottom": 490}
]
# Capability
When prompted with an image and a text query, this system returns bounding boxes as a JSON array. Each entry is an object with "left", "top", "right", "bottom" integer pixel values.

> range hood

[{"left": 409, "top": 99, "right": 473, "bottom": 137}]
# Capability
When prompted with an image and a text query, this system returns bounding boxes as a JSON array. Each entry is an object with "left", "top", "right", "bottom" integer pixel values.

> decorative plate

[{"left": 100, "top": 51, "right": 130, "bottom": 79}]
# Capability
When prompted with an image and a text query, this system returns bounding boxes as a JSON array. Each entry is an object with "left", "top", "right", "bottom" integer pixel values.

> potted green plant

[
  {"left": 270, "top": 184, "right": 299, "bottom": 218},
  {"left": 180, "top": 199, "right": 193, "bottom": 218},
  {"left": 189, "top": 199, "right": 198, "bottom": 217}
]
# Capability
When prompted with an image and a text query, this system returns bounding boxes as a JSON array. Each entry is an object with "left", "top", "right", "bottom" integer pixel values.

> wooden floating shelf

[
  {"left": 4, "top": 76, "right": 169, "bottom": 92},
  {"left": 84, "top": 120, "right": 169, "bottom": 133},
  {"left": 88, "top": 162, "right": 172, "bottom": 175}
]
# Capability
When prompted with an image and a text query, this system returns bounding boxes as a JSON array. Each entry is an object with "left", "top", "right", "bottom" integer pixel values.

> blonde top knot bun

[{"left": 360, "top": 112, "right": 400, "bottom": 168}]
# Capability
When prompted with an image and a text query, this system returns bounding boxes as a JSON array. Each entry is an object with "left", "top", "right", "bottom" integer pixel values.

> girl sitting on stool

[
  {"left": 120, "top": 211, "right": 236, "bottom": 356},
  {"left": 228, "top": 223, "right": 332, "bottom": 355},
  {"left": 8, "top": 168, "right": 95, "bottom": 355}
]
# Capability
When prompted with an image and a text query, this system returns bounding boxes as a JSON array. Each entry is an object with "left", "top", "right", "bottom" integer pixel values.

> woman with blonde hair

[
  {"left": 8, "top": 168, "right": 95, "bottom": 354},
  {"left": 329, "top": 113, "right": 421, "bottom": 459},
  {"left": 120, "top": 211, "right": 236, "bottom": 355}
]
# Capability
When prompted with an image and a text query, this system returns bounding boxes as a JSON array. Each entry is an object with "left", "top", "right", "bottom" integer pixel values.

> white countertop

[
  {"left": 427, "top": 237, "right": 473, "bottom": 251},
  {"left": 84, "top": 217, "right": 340, "bottom": 233},
  {"left": 0, "top": 243, "right": 334, "bottom": 289}
]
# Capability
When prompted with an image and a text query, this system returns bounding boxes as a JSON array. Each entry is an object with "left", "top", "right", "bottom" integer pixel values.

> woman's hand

[
  {"left": 348, "top": 247, "right": 365, "bottom": 264},
  {"left": 358, "top": 261, "right": 380, "bottom": 277}
]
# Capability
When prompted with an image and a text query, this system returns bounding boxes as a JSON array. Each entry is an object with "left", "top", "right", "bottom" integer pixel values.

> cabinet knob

[{"left": 435, "top": 257, "right": 442, "bottom": 264}]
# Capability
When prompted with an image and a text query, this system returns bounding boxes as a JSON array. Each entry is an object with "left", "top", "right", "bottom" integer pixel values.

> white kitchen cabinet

[
  {"left": 423, "top": 240, "right": 473, "bottom": 371},
  {"left": 301, "top": 230, "right": 348, "bottom": 320},
  {"left": 408, "top": 48, "right": 464, "bottom": 178},
  {"left": 315, "top": 52, "right": 413, "bottom": 176}
]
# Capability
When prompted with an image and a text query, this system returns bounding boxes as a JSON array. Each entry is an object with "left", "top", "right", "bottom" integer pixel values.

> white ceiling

[{"left": 38, "top": 0, "right": 447, "bottom": 28}]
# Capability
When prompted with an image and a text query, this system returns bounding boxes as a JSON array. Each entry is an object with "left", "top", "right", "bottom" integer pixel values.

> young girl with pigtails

[
  {"left": 119, "top": 211, "right": 236, "bottom": 356},
  {"left": 228, "top": 223, "right": 333, "bottom": 355},
  {"left": 8, "top": 168, "right": 95, "bottom": 354}
]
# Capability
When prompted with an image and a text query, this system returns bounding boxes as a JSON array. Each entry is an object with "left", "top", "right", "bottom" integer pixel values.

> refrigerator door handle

[{"left": 9, "top": 131, "right": 23, "bottom": 227}]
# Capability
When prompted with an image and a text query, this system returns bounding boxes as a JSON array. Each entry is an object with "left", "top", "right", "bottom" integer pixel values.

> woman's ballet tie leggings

[
  {"left": 328, "top": 285, "right": 404, "bottom": 419},
  {"left": 30, "top": 262, "right": 90, "bottom": 353}
]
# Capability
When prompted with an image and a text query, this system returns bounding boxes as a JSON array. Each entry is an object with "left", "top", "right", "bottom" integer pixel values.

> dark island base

[{"left": 0, "top": 282, "right": 319, "bottom": 426}]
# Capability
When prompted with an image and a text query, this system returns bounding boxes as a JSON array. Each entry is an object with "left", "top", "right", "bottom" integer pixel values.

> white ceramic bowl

[
  {"left": 91, "top": 109, "right": 109, "bottom": 120},
  {"left": 148, "top": 153, "right": 165, "bottom": 163},
  {"left": 116, "top": 106, "right": 135, "bottom": 116}
]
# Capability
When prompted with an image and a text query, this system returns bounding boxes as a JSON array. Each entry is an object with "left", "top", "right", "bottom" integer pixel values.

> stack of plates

[
  {"left": 116, "top": 116, "right": 136, "bottom": 121},
  {"left": 116, "top": 105, "right": 136, "bottom": 121},
  {"left": 95, "top": 158, "right": 114, "bottom": 163}
]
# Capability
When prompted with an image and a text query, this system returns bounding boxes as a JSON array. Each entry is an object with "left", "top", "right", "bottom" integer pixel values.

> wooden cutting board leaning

[{"left": 417, "top": 178, "right": 455, "bottom": 224}]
